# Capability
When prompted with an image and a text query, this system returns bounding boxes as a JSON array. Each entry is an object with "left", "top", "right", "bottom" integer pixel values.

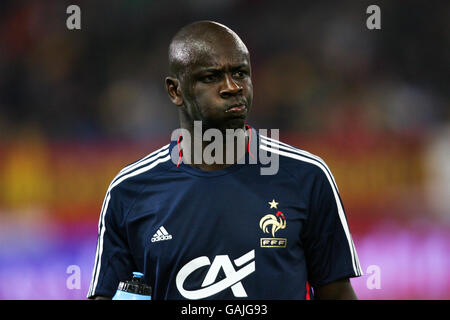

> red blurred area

[{"left": 0, "top": 131, "right": 428, "bottom": 231}]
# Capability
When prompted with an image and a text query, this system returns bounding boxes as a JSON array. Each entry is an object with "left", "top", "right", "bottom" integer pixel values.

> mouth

[{"left": 225, "top": 103, "right": 247, "bottom": 114}]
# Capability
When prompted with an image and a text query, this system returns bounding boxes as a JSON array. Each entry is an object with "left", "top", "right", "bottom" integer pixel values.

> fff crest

[{"left": 259, "top": 199, "right": 287, "bottom": 248}]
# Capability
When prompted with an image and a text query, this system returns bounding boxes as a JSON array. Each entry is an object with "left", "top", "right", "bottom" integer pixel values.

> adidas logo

[{"left": 151, "top": 226, "right": 172, "bottom": 242}]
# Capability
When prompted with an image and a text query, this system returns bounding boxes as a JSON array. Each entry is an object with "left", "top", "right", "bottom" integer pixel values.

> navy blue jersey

[{"left": 87, "top": 127, "right": 362, "bottom": 300}]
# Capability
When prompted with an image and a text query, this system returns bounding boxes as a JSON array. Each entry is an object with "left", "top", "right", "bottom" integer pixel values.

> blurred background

[{"left": 0, "top": 0, "right": 449, "bottom": 299}]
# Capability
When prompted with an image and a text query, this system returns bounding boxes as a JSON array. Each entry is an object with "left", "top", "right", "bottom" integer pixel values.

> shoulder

[
  {"left": 107, "top": 143, "right": 172, "bottom": 198},
  {"left": 258, "top": 133, "right": 335, "bottom": 182}
]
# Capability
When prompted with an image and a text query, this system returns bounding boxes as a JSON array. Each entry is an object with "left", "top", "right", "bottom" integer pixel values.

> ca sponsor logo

[{"left": 176, "top": 250, "right": 255, "bottom": 300}]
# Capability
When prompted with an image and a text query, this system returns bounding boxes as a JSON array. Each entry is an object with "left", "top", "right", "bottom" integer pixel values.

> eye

[
  {"left": 233, "top": 71, "right": 247, "bottom": 79},
  {"left": 202, "top": 74, "right": 218, "bottom": 83}
]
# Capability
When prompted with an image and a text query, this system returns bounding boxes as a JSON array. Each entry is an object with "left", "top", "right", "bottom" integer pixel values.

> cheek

[
  {"left": 244, "top": 81, "right": 253, "bottom": 102},
  {"left": 192, "top": 87, "right": 220, "bottom": 110},
  {"left": 193, "top": 88, "right": 214, "bottom": 104}
]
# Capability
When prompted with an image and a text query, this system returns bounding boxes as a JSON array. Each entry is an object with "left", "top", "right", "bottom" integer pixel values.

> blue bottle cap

[{"left": 117, "top": 272, "right": 152, "bottom": 296}]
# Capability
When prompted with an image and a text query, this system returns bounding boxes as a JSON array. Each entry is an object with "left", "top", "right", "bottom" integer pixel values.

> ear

[{"left": 165, "top": 77, "right": 184, "bottom": 107}]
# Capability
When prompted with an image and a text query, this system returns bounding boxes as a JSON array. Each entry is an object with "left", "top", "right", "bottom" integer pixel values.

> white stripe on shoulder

[
  {"left": 88, "top": 149, "right": 171, "bottom": 298},
  {"left": 118, "top": 144, "right": 169, "bottom": 176},
  {"left": 260, "top": 134, "right": 308, "bottom": 153},
  {"left": 259, "top": 135, "right": 338, "bottom": 190},
  {"left": 109, "top": 145, "right": 170, "bottom": 190},
  {"left": 260, "top": 134, "right": 328, "bottom": 166},
  {"left": 259, "top": 143, "right": 362, "bottom": 276},
  {"left": 108, "top": 153, "right": 170, "bottom": 193}
]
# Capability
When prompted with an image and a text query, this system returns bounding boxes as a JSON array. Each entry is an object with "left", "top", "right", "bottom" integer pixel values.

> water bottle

[{"left": 112, "top": 272, "right": 152, "bottom": 300}]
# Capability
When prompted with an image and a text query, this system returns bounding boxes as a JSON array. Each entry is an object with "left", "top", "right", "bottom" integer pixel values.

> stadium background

[{"left": 0, "top": 0, "right": 448, "bottom": 299}]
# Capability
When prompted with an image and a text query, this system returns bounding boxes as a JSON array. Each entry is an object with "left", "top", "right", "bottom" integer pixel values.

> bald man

[
  {"left": 88, "top": 21, "right": 362, "bottom": 300},
  {"left": 166, "top": 21, "right": 253, "bottom": 171}
]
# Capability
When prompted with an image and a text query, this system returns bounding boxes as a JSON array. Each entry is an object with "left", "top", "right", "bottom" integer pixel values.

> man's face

[{"left": 179, "top": 39, "right": 253, "bottom": 132}]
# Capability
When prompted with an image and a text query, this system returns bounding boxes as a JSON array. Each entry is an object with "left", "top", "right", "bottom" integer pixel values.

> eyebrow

[{"left": 195, "top": 64, "right": 249, "bottom": 74}]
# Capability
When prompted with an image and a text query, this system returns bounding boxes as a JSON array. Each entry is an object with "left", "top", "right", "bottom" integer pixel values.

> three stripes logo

[{"left": 151, "top": 226, "right": 172, "bottom": 242}]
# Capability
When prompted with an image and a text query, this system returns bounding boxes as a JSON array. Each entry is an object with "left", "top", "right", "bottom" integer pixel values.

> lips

[{"left": 225, "top": 103, "right": 247, "bottom": 113}]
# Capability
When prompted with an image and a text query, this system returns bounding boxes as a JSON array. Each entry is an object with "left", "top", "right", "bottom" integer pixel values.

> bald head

[
  {"left": 168, "top": 21, "right": 249, "bottom": 79},
  {"left": 165, "top": 21, "right": 253, "bottom": 132}
]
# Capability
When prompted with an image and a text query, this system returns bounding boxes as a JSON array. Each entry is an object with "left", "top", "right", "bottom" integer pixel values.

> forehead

[
  {"left": 196, "top": 46, "right": 248, "bottom": 70},
  {"left": 179, "top": 36, "right": 250, "bottom": 73}
]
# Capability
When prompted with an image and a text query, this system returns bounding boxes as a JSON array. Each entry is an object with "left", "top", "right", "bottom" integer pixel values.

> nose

[{"left": 219, "top": 74, "right": 243, "bottom": 98}]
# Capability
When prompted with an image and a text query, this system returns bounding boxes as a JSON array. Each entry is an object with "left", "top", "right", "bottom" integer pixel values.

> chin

[
  {"left": 202, "top": 117, "right": 247, "bottom": 133},
  {"left": 220, "top": 118, "right": 247, "bottom": 132}
]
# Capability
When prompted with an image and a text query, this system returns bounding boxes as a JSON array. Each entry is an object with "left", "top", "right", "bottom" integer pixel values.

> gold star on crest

[{"left": 268, "top": 199, "right": 279, "bottom": 209}]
